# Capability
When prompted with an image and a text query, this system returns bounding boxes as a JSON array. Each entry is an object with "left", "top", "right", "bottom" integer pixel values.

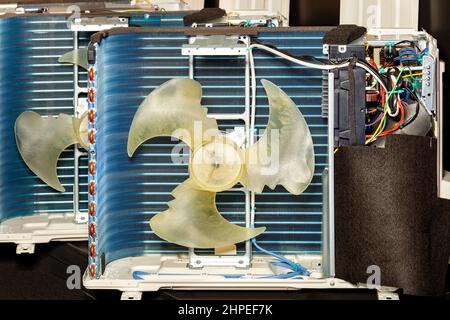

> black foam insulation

[
  {"left": 323, "top": 25, "right": 367, "bottom": 45},
  {"left": 183, "top": 8, "right": 226, "bottom": 26},
  {"left": 334, "top": 135, "right": 450, "bottom": 296}
]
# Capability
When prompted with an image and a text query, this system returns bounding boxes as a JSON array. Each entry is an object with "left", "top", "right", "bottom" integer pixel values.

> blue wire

[{"left": 251, "top": 238, "right": 311, "bottom": 279}]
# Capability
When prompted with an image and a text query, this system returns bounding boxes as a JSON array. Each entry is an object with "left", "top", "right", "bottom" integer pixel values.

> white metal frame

[
  {"left": 83, "top": 254, "right": 352, "bottom": 300},
  {"left": 0, "top": 214, "right": 86, "bottom": 254},
  {"left": 183, "top": 35, "right": 253, "bottom": 269},
  {"left": 83, "top": 254, "right": 400, "bottom": 300}
]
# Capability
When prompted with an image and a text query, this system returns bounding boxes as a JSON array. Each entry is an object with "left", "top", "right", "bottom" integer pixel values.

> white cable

[
  {"left": 387, "top": 74, "right": 400, "bottom": 117},
  {"left": 247, "top": 44, "right": 257, "bottom": 234},
  {"left": 248, "top": 46, "right": 257, "bottom": 146},
  {"left": 249, "top": 43, "right": 388, "bottom": 93}
]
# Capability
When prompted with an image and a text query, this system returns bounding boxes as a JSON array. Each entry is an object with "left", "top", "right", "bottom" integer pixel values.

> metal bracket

[
  {"left": 189, "top": 252, "right": 251, "bottom": 269},
  {"left": 421, "top": 55, "right": 436, "bottom": 113},
  {"left": 338, "top": 45, "right": 348, "bottom": 54},
  {"left": 120, "top": 291, "right": 143, "bottom": 301},
  {"left": 377, "top": 290, "right": 400, "bottom": 301},
  {"left": 16, "top": 243, "right": 35, "bottom": 254},
  {"left": 182, "top": 35, "right": 248, "bottom": 56},
  {"left": 183, "top": 35, "right": 252, "bottom": 269},
  {"left": 69, "top": 17, "right": 128, "bottom": 32}
]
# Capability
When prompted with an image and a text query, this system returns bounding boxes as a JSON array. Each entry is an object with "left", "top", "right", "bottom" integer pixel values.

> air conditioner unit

[
  {"left": 0, "top": 6, "right": 188, "bottom": 253},
  {"left": 81, "top": 5, "right": 445, "bottom": 299},
  {"left": 82, "top": 26, "right": 356, "bottom": 300},
  {"left": 0, "top": 0, "right": 445, "bottom": 300}
]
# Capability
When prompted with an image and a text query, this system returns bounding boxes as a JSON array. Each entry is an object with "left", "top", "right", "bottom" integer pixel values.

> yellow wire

[
  {"left": 366, "top": 70, "right": 406, "bottom": 145},
  {"left": 403, "top": 73, "right": 423, "bottom": 78}
]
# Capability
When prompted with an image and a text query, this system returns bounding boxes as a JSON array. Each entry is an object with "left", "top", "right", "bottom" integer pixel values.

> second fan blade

[
  {"left": 241, "top": 80, "right": 316, "bottom": 195},
  {"left": 127, "top": 78, "right": 219, "bottom": 157},
  {"left": 58, "top": 48, "right": 89, "bottom": 70},
  {"left": 15, "top": 111, "right": 81, "bottom": 192},
  {"left": 150, "top": 179, "right": 266, "bottom": 249}
]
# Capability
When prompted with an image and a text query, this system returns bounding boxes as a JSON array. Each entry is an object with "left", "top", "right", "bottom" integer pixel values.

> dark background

[{"left": 0, "top": 0, "right": 449, "bottom": 300}]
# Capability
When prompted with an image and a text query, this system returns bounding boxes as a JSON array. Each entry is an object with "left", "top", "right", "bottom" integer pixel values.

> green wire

[{"left": 367, "top": 69, "right": 406, "bottom": 143}]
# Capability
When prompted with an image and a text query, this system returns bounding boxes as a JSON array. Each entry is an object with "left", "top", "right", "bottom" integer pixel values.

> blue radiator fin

[
  {"left": 94, "top": 31, "right": 327, "bottom": 264},
  {"left": 0, "top": 16, "right": 89, "bottom": 222}
]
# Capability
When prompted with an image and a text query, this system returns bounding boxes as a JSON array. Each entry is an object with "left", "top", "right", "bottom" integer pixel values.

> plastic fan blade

[
  {"left": 75, "top": 112, "right": 89, "bottom": 150},
  {"left": 127, "top": 78, "right": 219, "bottom": 157},
  {"left": 15, "top": 111, "right": 80, "bottom": 192},
  {"left": 241, "top": 79, "right": 315, "bottom": 195},
  {"left": 58, "top": 48, "right": 88, "bottom": 70},
  {"left": 150, "top": 179, "right": 266, "bottom": 249}
]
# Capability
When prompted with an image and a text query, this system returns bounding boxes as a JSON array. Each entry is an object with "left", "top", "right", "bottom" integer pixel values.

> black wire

[
  {"left": 393, "top": 40, "right": 420, "bottom": 51},
  {"left": 355, "top": 58, "right": 388, "bottom": 89},
  {"left": 401, "top": 89, "right": 421, "bottom": 129}
]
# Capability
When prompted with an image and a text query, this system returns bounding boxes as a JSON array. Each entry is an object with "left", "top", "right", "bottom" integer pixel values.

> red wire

[{"left": 378, "top": 97, "right": 405, "bottom": 137}]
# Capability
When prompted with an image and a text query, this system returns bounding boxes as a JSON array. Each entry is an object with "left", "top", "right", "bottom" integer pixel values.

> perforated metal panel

[{"left": 91, "top": 29, "right": 327, "bottom": 266}]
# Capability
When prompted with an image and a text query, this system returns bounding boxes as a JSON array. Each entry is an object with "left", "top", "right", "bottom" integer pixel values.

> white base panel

[
  {"left": 83, "top": 254, "right": 356, "bottom": 293},
  {"left": 0, "top": 213, "right": 87, "bottom": 253}
]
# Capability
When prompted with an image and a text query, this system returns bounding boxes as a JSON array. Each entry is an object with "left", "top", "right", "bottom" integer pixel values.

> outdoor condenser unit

[
  {"left": 82, "top": 26, "right": 352, "bottom": 299},
  {"left": 81, "top": 6, "right": 446, "bottom": 299},
  {"left": 0, "top": 8, "right": 187, "bottom": 253},
  {"left": 0, "top": 0, "right": 446, "bottom": 299}
]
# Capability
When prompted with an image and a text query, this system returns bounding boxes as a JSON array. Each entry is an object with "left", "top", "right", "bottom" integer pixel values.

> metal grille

[{"left": 93, "top": 29, "right": 327, "bottom": 264}]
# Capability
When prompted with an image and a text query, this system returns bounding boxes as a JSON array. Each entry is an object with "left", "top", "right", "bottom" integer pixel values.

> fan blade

[
  {"left": 150, "top": 179, "right": 265, "bottom": 249},
  {"left": 241, "top": 80, "right": 315, "bottom": 195},
  {"left": 128, "top": 78, "right": 219, "bottom": 157},
  {"left": 15, "top": 111, "right": 80, "bottom": 192},
  {"left": 58, "top": 48, "right": 88, "bottom": 70},
  {"left": 74, "top": 112, "right": 89, "bottom": 150}
]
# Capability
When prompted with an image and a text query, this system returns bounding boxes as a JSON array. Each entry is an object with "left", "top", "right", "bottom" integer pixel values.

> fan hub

[
  {"left": 190, "top": 137, "right": 243, "bottom": 192},
  {"left": 76, "top": 111, "right": 89, "bottom": 150}
]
